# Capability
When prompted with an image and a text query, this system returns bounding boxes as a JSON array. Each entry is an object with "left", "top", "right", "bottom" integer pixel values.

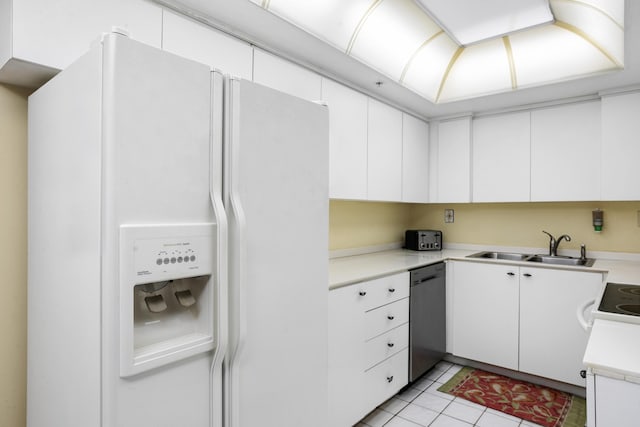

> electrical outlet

[
  {"left": 444, "top": 209, "right": 455, "bottom": 223},
  {"left": 637, "top": 210, "right": 640, "bottom": 227}
]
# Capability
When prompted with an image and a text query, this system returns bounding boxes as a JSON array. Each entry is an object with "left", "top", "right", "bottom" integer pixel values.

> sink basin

[
  {"left": 467, "top": 251, "right": 531, "bottom": 261},
  {"left": 526, "top": 255, "right": 595, "bottom": 267},
  {"left": 467, "top": 251, "right": 595, "bottom": 267}
]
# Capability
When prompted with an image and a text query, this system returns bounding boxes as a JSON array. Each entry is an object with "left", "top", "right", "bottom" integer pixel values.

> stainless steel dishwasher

[{"left": 409, "top": 262, "right": 446, "bottom": 382}]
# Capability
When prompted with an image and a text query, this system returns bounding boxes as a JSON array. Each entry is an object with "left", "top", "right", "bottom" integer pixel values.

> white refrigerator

[{"left": 27, "top": 32, "right": 328, "bottom": 427}]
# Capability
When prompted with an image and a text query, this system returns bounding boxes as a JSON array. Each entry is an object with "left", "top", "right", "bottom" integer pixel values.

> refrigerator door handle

[
  {"left": 209, "top": 70, "right": 228, "bottom": 427},
  {"left": 223, "top": 77, "right": 249, "bottom": 427}
]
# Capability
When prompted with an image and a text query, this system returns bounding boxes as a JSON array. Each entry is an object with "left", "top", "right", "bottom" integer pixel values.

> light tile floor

[{"left": 356, "top": 362, "right": 546, "bottom": 427}]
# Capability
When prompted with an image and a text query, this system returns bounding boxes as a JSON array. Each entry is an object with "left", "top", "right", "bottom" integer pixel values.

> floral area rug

[{"left": 437, "top": 367, "right": 586, "bottom": 427}]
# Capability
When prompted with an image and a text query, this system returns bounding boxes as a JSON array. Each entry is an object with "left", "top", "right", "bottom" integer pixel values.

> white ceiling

[{"left": 155, "top": 0, "right": 640, "bottom": 119}]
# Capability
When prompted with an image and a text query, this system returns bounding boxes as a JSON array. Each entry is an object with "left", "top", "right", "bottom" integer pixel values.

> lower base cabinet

[
  {"left": 328, "top": 272, "right": 409, "bottom": 426},
  {"left": 587, "top": 373, "right": 640, "bottom": 427},
  {"left": 450, "top": 261, "right": 603, "bottom": 387}
]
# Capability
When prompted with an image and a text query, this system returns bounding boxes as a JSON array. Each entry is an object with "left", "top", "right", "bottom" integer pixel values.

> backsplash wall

[
  {"left": 330, "top": 200, "right": 640, "bottom": 254},
  {"left": 329, "top": 200, "right": 412, "bottom": 251}
]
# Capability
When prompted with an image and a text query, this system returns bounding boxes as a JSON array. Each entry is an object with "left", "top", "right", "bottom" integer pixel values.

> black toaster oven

[{"left": 405, "top": 230, "right": 442, "bottom": 251}]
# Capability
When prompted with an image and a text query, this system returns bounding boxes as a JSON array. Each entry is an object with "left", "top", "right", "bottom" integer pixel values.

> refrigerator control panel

[{"left": 120, "top": 223, "right": 215, "bottom": 284}]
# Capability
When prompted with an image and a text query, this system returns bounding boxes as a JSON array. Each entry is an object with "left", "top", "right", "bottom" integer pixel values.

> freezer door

[{"left": 225, "top": 78, "right": 329, "bottom": 427}]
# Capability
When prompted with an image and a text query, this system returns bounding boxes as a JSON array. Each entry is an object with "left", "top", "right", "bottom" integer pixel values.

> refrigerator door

[
  {"left": 100, "top": 34, "right": 227, "bottom": 427},
  {"left": 224, "top": 79, "right": 329, "bottom": 427},
  {"left": 28, "top": 32, "right": 226, "bottom": 427}
]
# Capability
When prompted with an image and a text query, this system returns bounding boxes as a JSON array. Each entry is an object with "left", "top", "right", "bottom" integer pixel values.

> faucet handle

[{"left": 580, "top": 244, "right": 587, "bottom": 261}]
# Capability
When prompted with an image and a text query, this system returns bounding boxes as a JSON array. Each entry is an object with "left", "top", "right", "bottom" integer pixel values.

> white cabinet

[
  {"left": 530, "top": 101, "right": 601, "bottom": 201},
  {"left": 322, "top": 78, "right": 368, "bottom": 200},
  {"left": 328, "top": 272, "right": 409, "bottom": 427},
  {"left": 589, "top": 374, "right": 640, "bottom": 427},
  {"left": 432, "top": 117, "right": 471, "bottom": 203},
  {"left": 0, "top": 0, "right": 162, "bottom": 86},
  {"left": 161, "top": 11, "right": 252, "bottom": 80},
  {"left": 367, "top": 98, "right": 403, "bottom": 201},
  {"left": 472, "top": 112, "right": 531, "bottom": 202},
  {"left": 252, "top": 48, "right": 322, "bottom": 102},
  {"left": 601, "top": 91, "right": 640, "bottom": 201},
  {"left": 451, "top": 260, "right": 602, "bottom": 386},
  {"left": 519, "top": 267, "right": 602, "bottom": 386},
  {"left": 450, "top": 261, "right": 519, "bottom": 370},
  {"left": 402, "top": 114, "right": 430, "bottom": 203}
]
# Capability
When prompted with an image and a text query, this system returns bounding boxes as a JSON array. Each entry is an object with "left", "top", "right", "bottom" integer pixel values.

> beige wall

[
  {"left": 329, "top": 200, "right": 412, "bottom": 250},
  {"left": 0, "top": 84, "right": 30, "bottom": 427},
  {"left": 331, "top": 200, "right": 640, "bottom": 254}
]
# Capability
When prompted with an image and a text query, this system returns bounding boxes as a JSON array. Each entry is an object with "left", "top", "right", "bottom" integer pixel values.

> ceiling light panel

[
  {"left": 349, "top": 0, "right": 443, "bottom": 79},
  {"left": 509, "top": 24, "right": 618, "bottom": 88},
  {"left": 550, "top": 0, "right": 624, "bottom": 65},
  {"left": 437, "top": 38, "right": 514, "bottom": 102},
  {"left": 258, "top": 0, "right": 373, "bottom": 50},
  {"left": 401, "top": 34, "right": 459, "bottom": 100},
  {"left": 417, "top": 0, "right": 554, "bottom": 45},
  {"left": 248, "top": 0, "right": 625, "bottom": 104}
]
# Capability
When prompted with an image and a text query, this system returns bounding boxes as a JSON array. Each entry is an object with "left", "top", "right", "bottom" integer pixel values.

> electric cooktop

[{"left": 598, "top": 283, "right": 640, "bottom": 317}]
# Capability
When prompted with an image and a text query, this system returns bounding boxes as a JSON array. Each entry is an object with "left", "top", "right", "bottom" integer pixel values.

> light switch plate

[{"left": 444, "top": 209, "right": 455, "bottom": 223}]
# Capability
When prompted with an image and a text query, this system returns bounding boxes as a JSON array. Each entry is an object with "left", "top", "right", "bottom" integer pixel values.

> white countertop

[
  {"left": 329, "top": 247, "right": 640, "bottom": 289},
  {"left": 584, "top": 319, "right": 640, "bottom": 382},
  {"left": 329, "top": 246, "right": 640, "bottom": 380},
  {"left": 328, "top": 248, "right": 472, "bottom": 289}
]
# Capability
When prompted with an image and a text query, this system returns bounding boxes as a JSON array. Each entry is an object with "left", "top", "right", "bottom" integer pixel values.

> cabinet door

[
  {"left": 530, "top": 101, "right": 601, "bottom": 201},
  {"left": 601, "top": 92, "right": 640, "bottom": 200},
  {"left": 328, "top": 284, "right": 367, "bottom": 427},
  {"left": 162, "top": 11, "right": 252, "bottom": 80},
  {"left": 434, "top": 117, "right": 471, "bottom": 203},
  {"left": 367, "top": 98, "right": 403, "bottom": 201},
  {"left": 473, "top": 112, "right": 531, "bottom": 202},
  {"left": 11, "top": 0, "right": 162, "bottom": 71},
  {"left": 253, "top": 49, "right": 322, "bottom": 102},
  {"left": 595, "top": 375, "right": 640, "bottom": 427},
  {"left": 402, "top": 114, "right": 430, "bottom": 203},
  {"left": 519, "top": 267, "right": 602, "bottom": 386},
  {"left": 322, "top": 78, "right": 368, "bottom": 200},
  {"left": 450, "top": 261, "right": 519, "bottom": 369}
]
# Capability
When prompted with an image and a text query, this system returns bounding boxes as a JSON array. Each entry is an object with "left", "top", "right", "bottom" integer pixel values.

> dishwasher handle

[{"left": 412, "top": 275, "right": 440, "bottom": 286}]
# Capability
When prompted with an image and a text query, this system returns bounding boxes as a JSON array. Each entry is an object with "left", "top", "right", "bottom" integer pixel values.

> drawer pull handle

[
  {"left": 523, "top": 273, "right": 533, "bottom": 278},
  {"left": 359, "top": 291, "right": 367, "bottom": 296},
  {"left": 387, "top": 315, "right": 395, "bottom": 320},
  {"left": 388, "top": 288, "right": 395, "bottom": 293},
  {"left": 386, "top": 376, "right": 394, "bottom": 383},
  {"left": 387, "top": 342, "right": 394, "bottom": 348},
  {"left": 507, "top": 272, "right": 515, "bottom": 276}
]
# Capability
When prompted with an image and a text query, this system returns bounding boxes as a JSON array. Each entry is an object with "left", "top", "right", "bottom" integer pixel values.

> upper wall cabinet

[
  {"left": 0, "top": 0, "right": 162, "bottom": 87},
  {"left": 473, "top": 111, "right": 531, "bottom": 202},
  {"left": 322, "top": 78, "right": 368, "bottom": 200},
  {"left": 252, "top": 49, "right": 322, "bottom": 102},
  {"left": 530, "top": 101, "right": 601, "bottom": 202},
  {"left": 601, "top": 91, "right": 640, "bottom": 201},
  {"left": 367, "top": 98, "right": 403, "bottom": 202},
  {"left": 402, "top": 114, "right": 429, "bottom": 203},
  {"left": 162, "top": 11, "right": 252, "bottom": 80},
  {"left": 432, "top": 117, "right": 471, "bottom": 203}
]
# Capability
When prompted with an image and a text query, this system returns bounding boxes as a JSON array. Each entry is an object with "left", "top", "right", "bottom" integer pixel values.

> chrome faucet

[{"left": 542, "top": 230, "right": 571, "bottom": 256}]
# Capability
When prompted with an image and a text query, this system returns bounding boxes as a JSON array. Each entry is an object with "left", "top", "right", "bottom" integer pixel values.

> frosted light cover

[
  {"left": 250, "top": 0, "right": 625, "bottom": 103},
  {"left": 416, "top": 0, "right": 554, "bottom": 45}
]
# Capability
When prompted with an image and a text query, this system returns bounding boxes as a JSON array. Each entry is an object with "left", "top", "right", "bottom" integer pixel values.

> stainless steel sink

[
  {"left": 526, "top": 255, "right": 595, "bottom": 267},
  {"left": 467, "top": 251, "right": 531, "bottom": 261},
  {"left": 466, "top": 251, "right": 595, "bottom": 267}
]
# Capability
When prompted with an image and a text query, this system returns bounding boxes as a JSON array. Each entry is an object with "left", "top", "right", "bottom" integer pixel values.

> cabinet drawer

[
  {"left": 363, "top": 349, "right": 409, "bottom": 411},
  {"left": 364, "top": 323, "right": 408, "bottom": 370},
  {"left": 364, "top": 298, "right": 409, "bottom": 340},
  {"left": 359, "top": 272, "right": 409, "bottom": 311}
]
